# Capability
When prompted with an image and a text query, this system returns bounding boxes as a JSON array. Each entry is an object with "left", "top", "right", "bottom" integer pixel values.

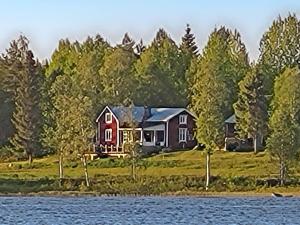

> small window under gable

[
  {"left": 179, "top": 128, "right": 187, "bottom": 142},
  {"left": 105, "top": 129, "right": 112, "bottom": 141},
  {"left": 105, "top": 112, "right": 112, "bottom": 123},
  {"left": 179, "top": 115, "right": 187, "bottom": 124}
]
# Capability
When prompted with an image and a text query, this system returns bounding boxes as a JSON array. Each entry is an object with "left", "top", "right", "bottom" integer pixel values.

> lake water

[{"left": 0, "top": 196, "right": 299, "bottom": 224}]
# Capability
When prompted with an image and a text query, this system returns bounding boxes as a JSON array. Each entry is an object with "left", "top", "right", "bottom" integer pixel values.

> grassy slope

[{"left": 0, "top": 150, "right": 297, "bottom": 180}]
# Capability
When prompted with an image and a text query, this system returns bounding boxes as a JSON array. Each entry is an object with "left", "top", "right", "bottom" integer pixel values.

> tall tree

[
  {"left": 259, "top": 14, "right": 300, "bottom": 96},
  {"left": 0, "top": 63, "right": 14, "bottom": 146},
  {"left": 44, "top": 35, "right": 110, "bottom": 182},
  {"left": 180, "top": 24, "right": 199, "bottom": 105},
  {"left": 99, "top": 35, "right": 137, "bottom": 105},
  {"left": 191, "top": 27, "right": 249, "bottom": 189},
  {"left": 135, "top": 28, "right": 187, "bottom": 107},
  {"left": 180, "top": 24, "right": 198, "bottom": 57},
  {"left": 2, "top": 36, "right": 43, "bottom": 164},
  {"left": 234, "top": 65, "right": 268, "bottom": 153},
  {"left": 267, "top": 67, "right": 300, "bottom": 185}
]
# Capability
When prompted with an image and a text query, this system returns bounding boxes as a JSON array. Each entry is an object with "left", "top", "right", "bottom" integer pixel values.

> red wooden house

[{"left": 95, "top": 106, "right": 197, "bottom": 155}]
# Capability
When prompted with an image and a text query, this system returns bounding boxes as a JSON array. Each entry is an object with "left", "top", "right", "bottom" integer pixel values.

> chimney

[{"left": 143, "top": 106, "right": 151, "bottom": 121}]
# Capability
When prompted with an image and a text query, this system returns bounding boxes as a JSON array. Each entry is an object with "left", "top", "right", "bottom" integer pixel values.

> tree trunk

[
  {"left": 205, "top": 151, "right": 211, "bottom": 191},
  {"left": 82, "top": 155, "right": 90, "bottom": 187},
  {"left": 28, "top": 153, "right": 33, "bottom": 167},
  {"left": 253, "top": 134, "right": 258, "bottom": 154},
  {"left": 280, "top": 159, "right": 285, "bottom": 186},
  {"left": 131, "top": 158, "right": 136, "bottom": 181},
  {"left": 59, "top": 152, "right": 64, "bottom": 187}
]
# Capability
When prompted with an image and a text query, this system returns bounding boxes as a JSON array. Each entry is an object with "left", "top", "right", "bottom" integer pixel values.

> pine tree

[
  {"left": 2, "top": 36, "right": 43, "bottom": 165},
  {"left": 234, "top": 65, "right": 268, "bottom": 153},
  {"left": 267, "top": 67, "right": 300, "bottom": 185}
]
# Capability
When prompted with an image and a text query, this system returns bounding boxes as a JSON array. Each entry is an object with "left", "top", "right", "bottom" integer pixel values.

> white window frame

[
  {"left": 105, "top": 112, "right": 112, "bottom": 123},
  {"left": 179, "top": 128, "right": 187, "bottom": 142},
  {"left": 179, "top": 115, "right": 187, "bottom": 125},
  {"left": 105, "top": 129, "right": 112, "bottom": 141}
]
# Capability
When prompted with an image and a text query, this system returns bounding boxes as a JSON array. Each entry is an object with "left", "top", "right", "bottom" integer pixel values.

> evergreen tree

[
  {"left": 259, "top": 14, "right": 300, "bottom": 95},
  {"left": 135, "top": 28, "right": 187, "bottom": 107},
  {"left": 180, "top": 24, "right": 198, "bottom": 56},
  {"left": 121, "top": 33, "right": 135, "bottom": 51},
  {"left": 234, "top": 65, "right": 268, "bottom": 153},
  {"left": 180, "top": 24, "right": 199, "bottom": 105},
  {"left": 135, "top": 39, "right": 146, "bottom": 57},
  {"left": 0, "top": 63, "right": 14, "bottom": 146},
  {"left": 267, "top": 67, "right": 300, "bottom": 185},
  {"left": 2, "top": 36, "right": 43, "bottom": 164}
]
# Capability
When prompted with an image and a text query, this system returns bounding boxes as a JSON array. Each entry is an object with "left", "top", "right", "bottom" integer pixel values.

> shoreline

[{"left": 0, "top": 190, "right": 299, "bottom": 198}]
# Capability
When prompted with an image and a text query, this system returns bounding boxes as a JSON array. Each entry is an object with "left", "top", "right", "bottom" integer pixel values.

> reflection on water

[{"left": 0, "top": 196, "right": 299, "bottom": 225}]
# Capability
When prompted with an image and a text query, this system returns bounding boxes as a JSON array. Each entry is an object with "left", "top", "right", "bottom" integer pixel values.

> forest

[{"left": 0, "top": 14, "right": 300, "bottom": 185}]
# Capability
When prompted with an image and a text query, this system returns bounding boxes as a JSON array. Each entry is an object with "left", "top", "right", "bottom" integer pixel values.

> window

[
  {"left": 105, "top": 129, "right": 112, "bottom": 141},
  {"left": 144, "top": 130, "right": 154, "bottom": 142},
  {"left": 179, "top": 115, "right": 187, "bottom": 124},
  {"left": 105, "top": 112, "right": 112, "bottom": 123},
  {"left": 179, "top": 128, "right": 187, "bottom": 142},
  {"left": 156, "top": 130, "right": 165, "bottom": 142}
]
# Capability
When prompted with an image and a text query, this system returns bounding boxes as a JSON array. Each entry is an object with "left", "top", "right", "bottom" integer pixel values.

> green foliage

[
  {"left": 99, "top": 37, "right": 137, "bottom": 105},
  {"left": 234, "top": 65, "right": 268, "bottom": 152},
  {"left": 259, "top": 14, "right": 300, "bottom": 95},
  {"left": 267, "top": 67, "right": 300, "bottom": 184},
  {"left": 135, "top": 28, "right": 187, "bottom": 107},
  {"left": 191, "top": 27, "right": 249, "bottom": 149},
  {"left": 1, "top": 36, "right": 44, "bottom": 163}
]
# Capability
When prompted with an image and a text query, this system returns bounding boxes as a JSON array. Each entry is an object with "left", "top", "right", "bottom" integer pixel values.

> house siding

[
  {"left": 98, "top": 108, "right": 118, "bottom": 146},
  {"left": 168, "top": 112, "right": 196, "bottom": 149}
]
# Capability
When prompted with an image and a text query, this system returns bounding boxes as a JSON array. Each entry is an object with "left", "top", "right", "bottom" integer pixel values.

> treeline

[{"left": 0, "top": 14, "right": 300, "bottom": 184}]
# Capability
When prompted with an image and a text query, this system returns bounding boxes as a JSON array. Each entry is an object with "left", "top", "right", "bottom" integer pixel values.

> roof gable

[{"left": 225, "top": 114, "right": 236, "bottom": 124}]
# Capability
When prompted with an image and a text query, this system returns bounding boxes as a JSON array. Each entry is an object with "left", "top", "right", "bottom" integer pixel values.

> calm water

[{"left": 0, "top": 196, "right": 300, "bottom": 225}]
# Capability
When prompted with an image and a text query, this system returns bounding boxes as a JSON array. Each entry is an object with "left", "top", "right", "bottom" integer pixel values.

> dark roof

[
  {"left": 110, "top": 106, "right": 145, "bottom": 123},
  {"left": 96, "top": 106, "right": 194, "bottom": 123},
  {"left": 225, "top": 114, "right": 236, "bottom": 124}
]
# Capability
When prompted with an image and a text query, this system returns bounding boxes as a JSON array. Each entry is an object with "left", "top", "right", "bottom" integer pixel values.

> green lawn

[{"left": 0, "top": 150, "right": 295, "bottom": 180}]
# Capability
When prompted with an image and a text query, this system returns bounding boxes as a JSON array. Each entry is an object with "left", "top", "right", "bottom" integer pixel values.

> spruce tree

[
  {"left": 180, "top": 24, "right": 198, "bottom": 56},
  {"left": 180, "top": 24, "right": 199, "bottom": 105},
  {"left": 3, "top": 36, "right": 43, "bottom": 164},
  {"left": 234, "top": 65, "right": 268, "bottom": 153}
]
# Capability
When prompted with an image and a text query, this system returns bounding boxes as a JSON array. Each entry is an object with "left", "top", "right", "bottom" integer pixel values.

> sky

[{"left": 0, "top": 0, "right": 299, "bottom": 61}]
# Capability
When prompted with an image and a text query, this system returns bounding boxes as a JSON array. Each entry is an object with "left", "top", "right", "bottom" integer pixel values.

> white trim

[
  {"left": 95, "top": 106, "right": 118, "bottom": 123},
  {"left": 179, "top": 115, "right": 187, "bottom": 124},
  {"left": 119, "top": 128, "right": 142, "bottom": 131},
  {"left": 116, "top": 119, "right": 120, "bottom": 148},
  {"left": 105, "top": 112, "right": 112, "bottom": 123},
  {"left": 166, "top": 121, "right": 169, "bottom": 147},
  {"left": 179, "top": 128, "right": 187, "bottom": 143},
  {"left": 105, "top": 129, "right": 112, "bottom": 141}
]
